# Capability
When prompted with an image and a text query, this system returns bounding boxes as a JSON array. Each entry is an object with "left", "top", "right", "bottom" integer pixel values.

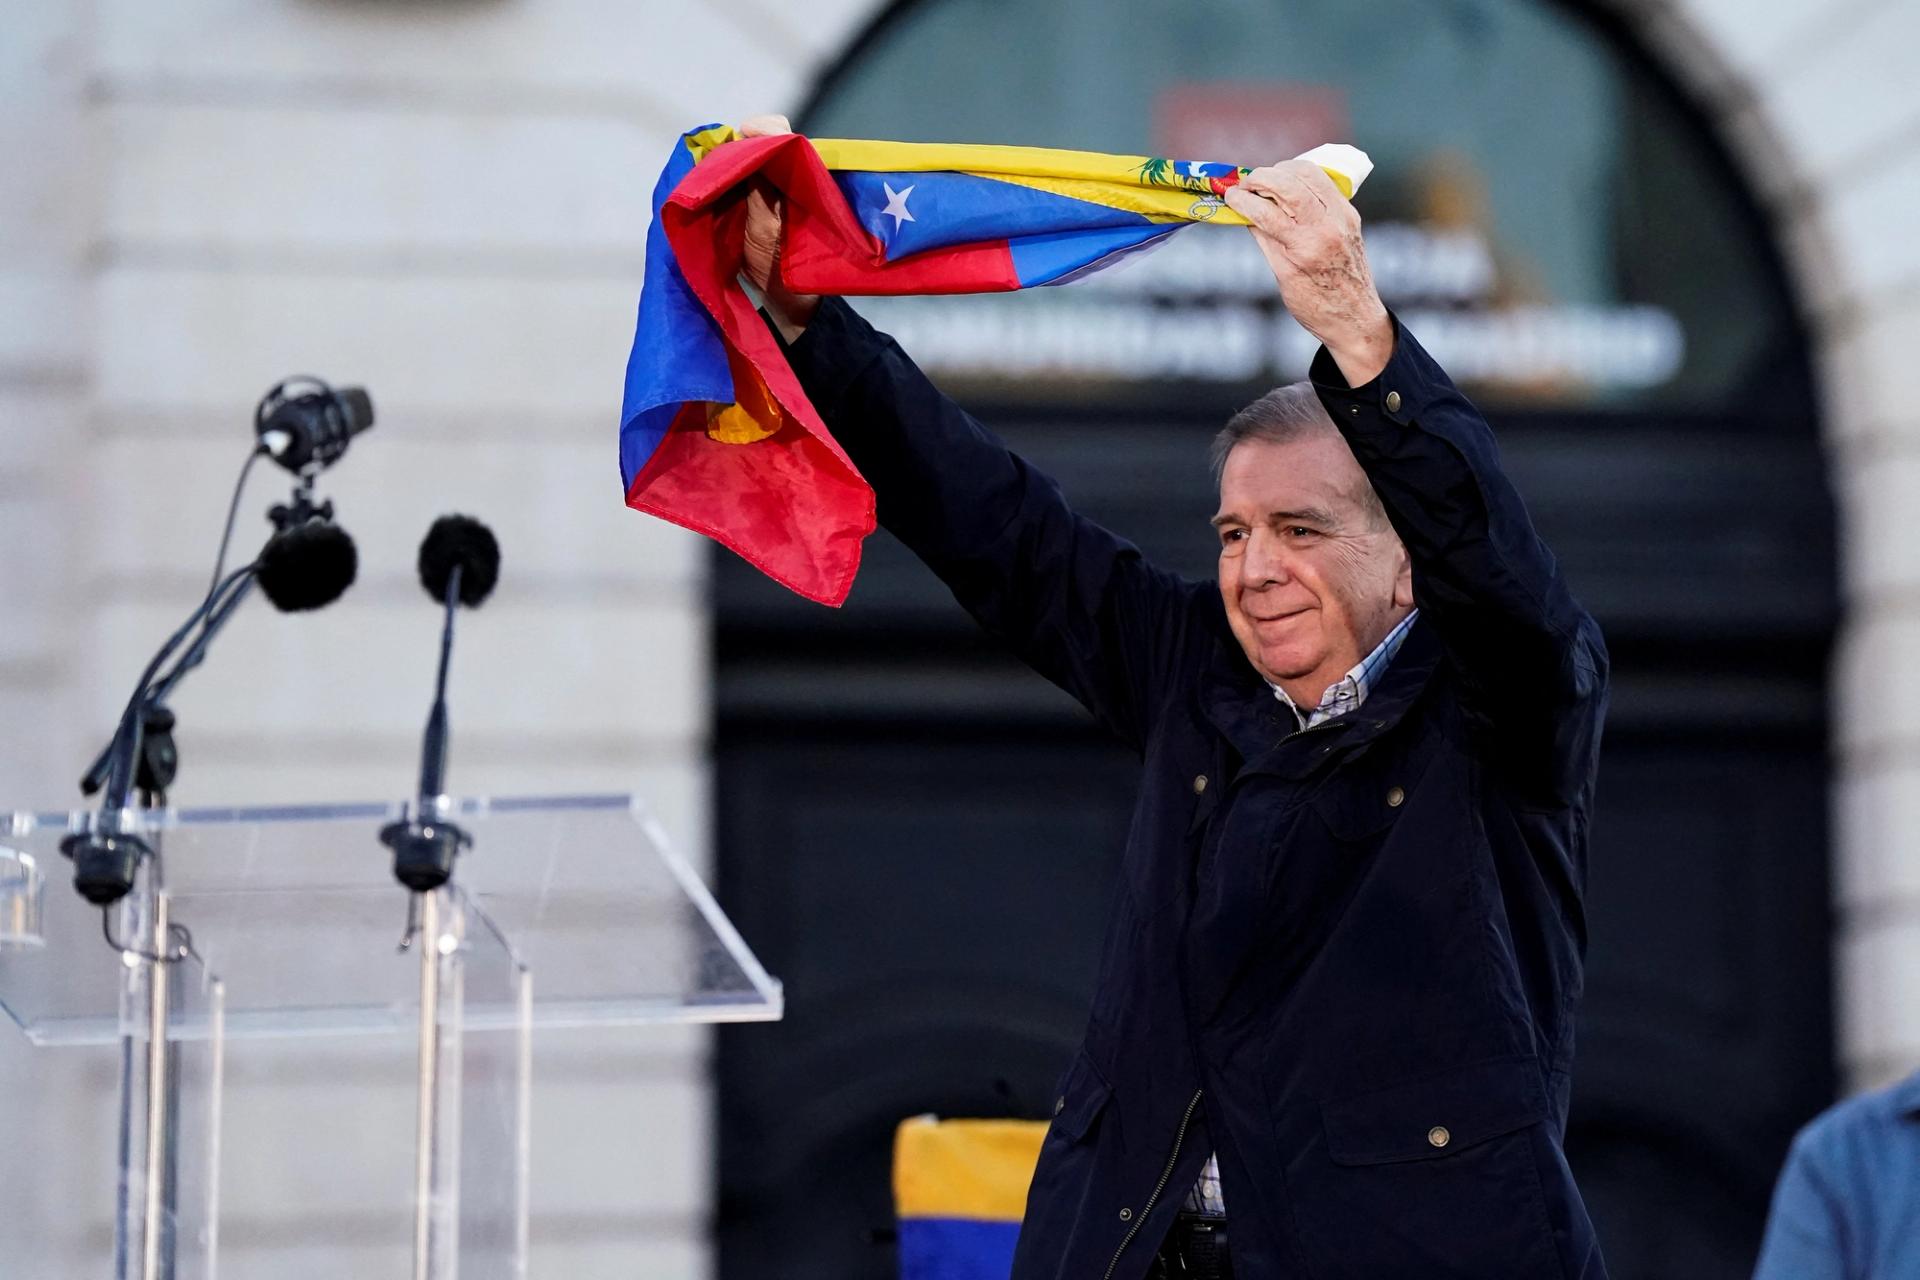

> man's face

[{"left": 1213, "top": 432, "right": 1414, "bottom": 706}]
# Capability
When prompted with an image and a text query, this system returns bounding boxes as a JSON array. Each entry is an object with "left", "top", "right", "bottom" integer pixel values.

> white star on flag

[{"left": 881, "top": 181, "right": 916, "bottom": 230}]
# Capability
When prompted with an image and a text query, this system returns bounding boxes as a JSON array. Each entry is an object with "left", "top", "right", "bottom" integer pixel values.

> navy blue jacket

[{"left": 783, "top": 298, "right": 1610, "bottom": 1279}]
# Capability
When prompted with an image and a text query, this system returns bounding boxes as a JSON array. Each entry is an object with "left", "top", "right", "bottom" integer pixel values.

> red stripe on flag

[{"left": 649, "top": 137, "right": 879, "bottom": 605}]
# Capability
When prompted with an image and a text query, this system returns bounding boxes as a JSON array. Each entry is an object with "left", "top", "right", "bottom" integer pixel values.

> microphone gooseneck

[
  {"left": 383, "top": 515, "right": 501, "bottom": 893},
  {"left": 65, "top": 562, "right": 258, "bottom": 904}
]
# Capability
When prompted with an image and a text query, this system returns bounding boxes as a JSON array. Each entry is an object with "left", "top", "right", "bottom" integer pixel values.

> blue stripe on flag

[
  {"left": 620, "top": 127, "right": 736, "bottom": 490},
  {"left": 1010, "top": 222, "right": 1181, "bottom": 287},
  {"left": 836, "top": 170, "right": 1153, "bottom": 262},
  {"left": 897, "top": 1216, "right": 1023, "bottom": 1280}
]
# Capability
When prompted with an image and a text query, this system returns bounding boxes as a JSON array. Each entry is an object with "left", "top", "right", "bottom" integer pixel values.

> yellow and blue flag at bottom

[{"left": 893, "top": 1116, "right": 1049, "bottom": 1279}]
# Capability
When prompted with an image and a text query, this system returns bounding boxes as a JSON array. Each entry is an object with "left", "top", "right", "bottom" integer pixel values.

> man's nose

[{"left": 1241, "top": 528, "right": 1293, "bottom": 587}]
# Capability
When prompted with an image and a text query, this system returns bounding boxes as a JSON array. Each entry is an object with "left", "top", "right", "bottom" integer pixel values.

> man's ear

[{"left": 1393, "top": 543, "right": 1415, "bottom": 610}]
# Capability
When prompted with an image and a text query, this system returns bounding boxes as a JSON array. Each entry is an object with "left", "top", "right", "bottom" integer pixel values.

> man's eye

[
  {"left": 1220, "top": 528, "right": 1246, "bottom": 545},
  {"left": 1287, "top": 526, "right": 1316, "bottom": 538}
]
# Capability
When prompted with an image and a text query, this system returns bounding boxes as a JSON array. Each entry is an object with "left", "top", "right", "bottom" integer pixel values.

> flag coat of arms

[{"left": 621, "top": 125, "right": 1371, "bottom": 605}]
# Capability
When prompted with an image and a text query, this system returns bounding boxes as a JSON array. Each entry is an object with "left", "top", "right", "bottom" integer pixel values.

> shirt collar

[{"left": 1270, "top": 610, "right": 1419, "bottom": 729}]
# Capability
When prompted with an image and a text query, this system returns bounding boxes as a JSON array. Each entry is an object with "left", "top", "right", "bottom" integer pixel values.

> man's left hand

[{"left": 1224, "top": 161, "right": 1395, "bottom": 387}]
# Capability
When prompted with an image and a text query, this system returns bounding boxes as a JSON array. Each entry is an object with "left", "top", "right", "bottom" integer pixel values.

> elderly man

[{"left": 741, "top": 117, "right": 1608, "bottom": 1279}]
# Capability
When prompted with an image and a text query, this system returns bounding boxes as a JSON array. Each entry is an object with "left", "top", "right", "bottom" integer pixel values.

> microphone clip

[
  {"left": 59, "top": 825, "right": 152, "bottom": 908},
  {"left": 269, "top": 472, "right": 332, "bottom": 532},
  {"left": 380, "top": 802, "right": 473, "bottom": 894}
]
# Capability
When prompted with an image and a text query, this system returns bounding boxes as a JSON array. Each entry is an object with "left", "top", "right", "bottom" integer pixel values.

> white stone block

[
  {"left": 1821, "top": 146, "right": 1920, "bottom": 310},
  {"left": 0, "top": 272, "right": 84, "bottom": 379},
  {"left": 1665, "top": 0, "right": 1833, "bottom": 87},
  {"left": 531, "top": 1067, "right": 710, "bottom": 1217},
  {"left": 0, "top": 1035, "right": 123, "bottom": 1276},
  {"left": 0, "top": 682, "right": 90, "bottom": 807},
  {"left": 0, "top": 386, "right": 86, "bottom": 471},
  {"left": 208, "top": 1041, "right": 704, "bottom": 1203},
  {"left": 92, "top": 0, "right": 806, "bottom": 126},
  {"left": 102, "top": 103, "right": 671, "bottom": 260},
  {"left": 1838, "top": 916, "right": 1920, "bottom": 1068},
  {"left": 1821, "top": 293, "right": 1920, "bottom": 443},
  {"left": 86, "top": 592, "right": 708, "bottom": 746},
  {"left": 1758, "top": 0, "right": 1920, "bottom": 188},
  {"left": 535, "top": 1234, "right": 711, "bottom": 1280},
  {"left": 96, "top": 266, "right": 644, "bottom": 421},
  {"left": 1832, "top": 443, "right": 1920, "bottom": 599},
  {"left": 1834, "top": 765, "right": 1920, "bottom": 910},
  {"left": 1833, "top": 609, "right": 1920, "bottom": 756},
  {"left": 0, "top": 16, "right": 88, "bottom": 267},
  {"left": 0, "top": 495, "right": 69, "bottom": 659},
  {"left": 742, "top": 0, "right": 889, "bottom": 67}
]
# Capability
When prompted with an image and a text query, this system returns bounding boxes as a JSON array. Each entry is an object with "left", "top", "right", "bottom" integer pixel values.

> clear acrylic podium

[{"left": 0, "top": 794, "right": 782, "bottom": 1279}]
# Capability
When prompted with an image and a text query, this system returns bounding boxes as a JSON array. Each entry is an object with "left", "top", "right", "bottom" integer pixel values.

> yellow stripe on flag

[
  {"left": 812, "top": 138, "right": 1367, "bottom": 205},
  {"left": 682, "top": 129, "right": 1367, "bottom": 210},
  {"left": 892, "top": 1116, "right": 1049, "bottom": 1222}
]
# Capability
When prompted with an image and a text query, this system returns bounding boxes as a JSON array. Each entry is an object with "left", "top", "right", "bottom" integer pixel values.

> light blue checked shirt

[{"left": 1184, "top": 609, "right": 1420, "bottom": 1217}]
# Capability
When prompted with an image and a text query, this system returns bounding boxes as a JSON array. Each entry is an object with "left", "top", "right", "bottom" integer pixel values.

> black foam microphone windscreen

[
  {"left": 418, "top": 515, "right": 500, "bottom": 607},
  {"left": 257, "top": 521, "right": 358, "bottom": 612}
]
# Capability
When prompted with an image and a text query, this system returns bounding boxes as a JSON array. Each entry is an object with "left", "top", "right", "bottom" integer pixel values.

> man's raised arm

[
  {"left": 1225, "top": 161, "right": 1608, "bottom": 804},
  {"left": 738, "top": 117, "right": 1201, "bottom": 753}
]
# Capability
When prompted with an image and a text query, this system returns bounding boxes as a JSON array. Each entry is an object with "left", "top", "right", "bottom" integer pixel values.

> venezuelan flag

[
  {"left": 620, "top": 125, "right": 1372, "bottom": 606},
  {"left": 892, "top": 1116, "right": 1048, "bottom": 1280}
]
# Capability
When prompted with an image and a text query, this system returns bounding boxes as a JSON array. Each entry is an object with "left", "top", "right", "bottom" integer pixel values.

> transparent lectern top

[{"left": 0, "top": 794, "right": 781, "bottom": 1045}]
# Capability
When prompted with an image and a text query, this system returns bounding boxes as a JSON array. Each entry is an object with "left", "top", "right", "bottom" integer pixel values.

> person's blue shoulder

[{"left": 1790, "top": 1069, "right": 1920, "bottom": 1165}]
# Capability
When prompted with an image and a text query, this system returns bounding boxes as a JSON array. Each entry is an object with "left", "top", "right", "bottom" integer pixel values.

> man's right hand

[{"left": 737, "top": 114, "right": 820, "bottom": 342}]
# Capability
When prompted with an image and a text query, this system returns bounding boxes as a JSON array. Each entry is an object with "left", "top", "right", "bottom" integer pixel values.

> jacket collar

[
  {"left": 1200, "top": 609, "right": 1442, "bottom": 776},
  {"left": 1894, "top": 1069, "right": 1920, "bottom": 1120}
]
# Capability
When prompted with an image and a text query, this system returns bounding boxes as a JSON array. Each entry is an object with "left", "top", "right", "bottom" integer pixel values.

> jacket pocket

[
  {"left": 1307, "top": 776, "right": 1403, "bottom": 842},
  {"left": 1046, "top": 1048, "right": 1114, "bottom": 1145},
  {"left": 1321, "top": 1055, "right": 1547, "bottom": 1165}
]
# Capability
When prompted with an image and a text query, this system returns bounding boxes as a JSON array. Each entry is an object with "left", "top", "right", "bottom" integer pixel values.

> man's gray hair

[
  {"left": 1208, "top": 382, "right": 1337, "bottom": 486},
  {"left": 1209, "top": 382, "right": 1391, "bottom": 529}
]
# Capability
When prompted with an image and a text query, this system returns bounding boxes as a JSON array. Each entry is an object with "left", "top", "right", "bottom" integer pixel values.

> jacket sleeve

[
  {"left": 777, "top": 297, "right": 1201, "bottom": 752},
  {"left": 1310, "top": 314, "right": 1608, "bottom": 806}
]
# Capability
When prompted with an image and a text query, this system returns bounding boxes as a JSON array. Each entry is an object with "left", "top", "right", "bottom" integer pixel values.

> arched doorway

[{"left": 714, "top": 4, "right": 1836, "bottom": 1275}]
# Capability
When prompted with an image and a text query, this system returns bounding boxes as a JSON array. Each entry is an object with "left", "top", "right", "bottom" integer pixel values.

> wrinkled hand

[
  {"left": 736, "top": 114, "right": 819, "bottom": 341},
  {"left": 1223, "top": 160, "right": 1394, "bottom": 386}
]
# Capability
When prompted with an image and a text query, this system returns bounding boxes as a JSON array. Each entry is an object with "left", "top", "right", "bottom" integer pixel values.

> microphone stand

[
  {"left": 61, "top": 560, "right": 254, "bottom": 1280},
  {"left": 380, "top": 564, "right": 475, "bottom": 1280},
  {"left": 381, "top": 563, "right": 474, "bottom": 894}
]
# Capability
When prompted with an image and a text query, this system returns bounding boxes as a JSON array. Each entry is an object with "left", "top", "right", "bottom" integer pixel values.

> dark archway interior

[{"left": 714, "top": 5, "right": 1836, "bottom": 1277}]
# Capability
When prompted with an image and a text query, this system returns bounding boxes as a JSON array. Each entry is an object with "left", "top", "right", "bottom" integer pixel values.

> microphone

[
  {"left": 418, "top": 515, "right": 501, "bottom": 609},
  {"left": 257, "top": 518, "right": 358, "bottom": 612},
  {"left": 255, "top": 378, "right": 374, "bottom": 473},
  {"left": 382, "top": 515, "right": 501, "bottom": 892}
]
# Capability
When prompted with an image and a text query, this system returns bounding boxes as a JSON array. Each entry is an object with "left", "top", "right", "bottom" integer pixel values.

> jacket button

[
  {"left": 1054, "top": 1095, "right": 1066, "bottom": 1116},
  {"left": 1193, "top": 774, "right": 1208, "bottom": 794},
  {"left": 1386, "top": 785, "right": 1405, "bottom": 807},
  {"left": 1385, "top": 390, "right": 1402, "bottom": 413},
  {"left": 1428, "top": 1125, "right": 1450, "bottom": 1148},
  {"left": 1118, "top": 1207, "right": 1133, "bottom": 1221}
]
